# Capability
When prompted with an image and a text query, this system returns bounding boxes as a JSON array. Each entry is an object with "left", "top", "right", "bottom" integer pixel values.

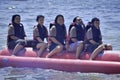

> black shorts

[
  {"left": 49, "top": 43, "right": 59, "bottom": 52},
  {"left": 7, "top": 39, "right": 38, "bottom": 50},
  {"left": 7, "top": 39, "right": 25, "bottom": 50},
  {"left": 85, "top": 43, "right": 99, "bottom": 53}
]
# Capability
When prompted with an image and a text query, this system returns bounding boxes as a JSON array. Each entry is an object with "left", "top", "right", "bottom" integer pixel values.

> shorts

[
  {"left": 25, "top": 40, "right": 36, "bottom": 47},
  {"left": 85, "top": 43, "right": 99, "bottom": 53},
  {"left": 68, "top": 41, "right": 83, "bottom": 52},
  {"left": 7, "top": 39, "right": 25, "bottom": 50},
  {"left": 32, "top": 41, "right": 42, "bottom": 50},
  {"left": 7, "top": 39, "right": 36, "bottom": 50},
  {"left": 49, "top": 43, "right": 58, "bottom": 52},
  {"left": 97, "top": 51, "right": 104, "bottom": 57}
]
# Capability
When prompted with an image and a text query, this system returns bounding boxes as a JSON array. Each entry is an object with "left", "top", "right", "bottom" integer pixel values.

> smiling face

[
  {"left": 57, "top": 16, "right": 64, "bottom": 25},
  {"left": 14, "top": 16, "right": 20, "bottom": 24},
  {"left": 94, "top": 20, "right": 100, "bottom": 28},
  {"left": 38, "top": 17, "right": 44, "bottom": 26}
]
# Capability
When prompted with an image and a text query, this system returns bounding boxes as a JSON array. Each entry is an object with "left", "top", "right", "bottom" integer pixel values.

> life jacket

[
  {"left": 86, "top": 22, "right": 92, "bottom": 32},
  {"left": 34, "top": 24, "right": 48, "bottom": 41},
  {"left": 52, "top": 23, "right": 66, "bottom": 45},
  {"left": 49, "top": 22, "right": 55, "bottom": 29},
  {"left": 91, "top": 24, "right": 102, "bottom": 43},
  {"left": 68, "top": 22, "right": 86, "bottom": 44},
  {"left": 7, "top": 23, "right": 26, "bottom": 43}
]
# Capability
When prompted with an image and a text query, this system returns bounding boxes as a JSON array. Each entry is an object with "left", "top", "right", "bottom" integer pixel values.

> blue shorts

[
  {"left": 85, "top": 43, "right": 104, "bottom": 56},
  {"left": 85, "top": 43, "right": 99, "bottom": 53},
  {"left": 97, "top": 51, "right": 104, "bottom": 57},
  {"left": 49, "top": 43, "right": 58, "bottom": 52}
]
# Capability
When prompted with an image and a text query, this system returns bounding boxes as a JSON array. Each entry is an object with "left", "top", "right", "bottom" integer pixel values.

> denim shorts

[
  {"left": 85, "top": 43, "right": 99, "bottom": 53},
  {"left": 49, "top": 43, "right": 59, "bottom": 52}
]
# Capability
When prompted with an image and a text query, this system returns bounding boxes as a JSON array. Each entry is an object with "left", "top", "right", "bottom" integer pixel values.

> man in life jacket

[
  {"left": 33, "top": 15, "right": 48, "bottom": 57},
  {"left": 86, "top": 17, "right": 112, "bottom": 60},
  {"left": 46, "top": 15, "right": 67, "bottom": 58},
  {"left": 67, "top": 16, "right": 86, "bottom": 59}
]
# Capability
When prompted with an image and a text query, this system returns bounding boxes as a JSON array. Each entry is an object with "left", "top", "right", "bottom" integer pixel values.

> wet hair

[
  {"left": 36, "top": 15, "right": 44, "bottom": 22},
  {"left": 55, "top": 14, "right": 64, "bottom": 23},
  {"left": 12, "top": 14, "right": 20, "bottom": 23},
  {"left": 73, "top": 16, "right": 79, "bottom": 22},
  {"left": 91, "top": 17, "right": 100, "bottom": 23}
]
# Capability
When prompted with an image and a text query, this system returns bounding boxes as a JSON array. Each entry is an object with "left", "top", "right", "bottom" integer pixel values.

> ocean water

[{"left": 0, "top": 0, "right": 120, "bottom": 80}]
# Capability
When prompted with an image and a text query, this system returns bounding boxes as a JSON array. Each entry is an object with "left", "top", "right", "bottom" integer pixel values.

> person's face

[
  {"left": 38, "top": 17, "right": 44, "bottom": 25},
  {"left": 75, "top": 17, "right": 82, "bottom": 23},
  {"left": 57, "top": 16, "right": 64, "bottom": 25},
  {"left": 14, "top": 16, "right": 20, "bottom": 24},
  {"left": 94, "top": 20, "right": 100, "bottom": 28},
  {"left": 76, "top": 18, "right": 82, "bottom": 24}
]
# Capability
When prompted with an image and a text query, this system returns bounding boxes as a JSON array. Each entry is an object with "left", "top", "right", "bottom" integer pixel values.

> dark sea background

[{"left": 0, "top": 0, "right": 120, "bottom": 80}]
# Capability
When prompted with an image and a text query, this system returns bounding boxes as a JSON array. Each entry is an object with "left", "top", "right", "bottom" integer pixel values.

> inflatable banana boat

[{"left": 0, "top": 48, "right": 120, "bottom": 74}]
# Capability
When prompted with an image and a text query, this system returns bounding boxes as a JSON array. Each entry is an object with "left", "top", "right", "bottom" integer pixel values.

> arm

[
  {"left": 70, "top": 26, "right": 78, "bottom": 42},
  {"left": 49, "top": 26, "right": 62, "bottom": 45},
  {"left": 45, "top": 27, "right": 49, "bottom": 42},
  {"left": 86, "top": 28, "right": 99, "bottom": 45},
  {"left": 33, "top": 26, "right": 44, "bottom": 43},
  {"left": 8, "top": 25, "right": 19, "bottom": 40},
  {"left": 65, "top": 27, "right": 68, "bottom": 44}
]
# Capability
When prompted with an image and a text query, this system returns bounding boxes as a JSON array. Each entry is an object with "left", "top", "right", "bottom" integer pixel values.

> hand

[
  {"left": 24, "top": 37, "right": 27, "bottom": 45},
  {"left": 65, "top": 44, "right": 69, "bottom": 51}
]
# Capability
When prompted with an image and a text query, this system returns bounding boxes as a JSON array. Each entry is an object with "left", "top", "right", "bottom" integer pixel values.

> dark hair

[
  {"left": 91, "top": 17, "right": 100, "bottom": 23},
  {"left": 68, "top": 23, "right": 75, "bottom": 33},
  {"left": 12, "top": 14, "right": 20, "bottom": 23},
  {"left": 49, "top": 22, "right": 55, "bottom": 29},
  {"left": 86, "top": 22, "right": 92, "bottom": 32},
  {"left": 73, "top": 16, "right": 79, "bottom": 22},
  {"left": 55, "top": 14, "right": 64, "bottom": 23},
  {"left": 36, "top": 15, "right": 44, "bottom": 22}
]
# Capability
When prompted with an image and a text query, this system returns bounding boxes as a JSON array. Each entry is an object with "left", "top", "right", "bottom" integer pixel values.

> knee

[
  {"left": 57, "top": 45, "right": 64, "bottom": 50},
  {"left": 36, "top": 43, "right": 47, "bottom": 49},
  {"left": 96, "top": 44, "right": 104, "bottom": 50},
  {"left": 106, "top": 44, "right": 112, "bottom": 50},
  {"left": 78, "top": 41, "right": 84, "bottom": 47},
  {"left": 18, "top": 41, "right": 25, "bottom": 46},
  {"left": 43, "top": 43, "right": 48, "bottom": 47},
  {"left": 102, "top": 44, "right": 112, "bottom": 50},
  {"left": 42, "top": 43, "right": 48, "bottom": 48}
]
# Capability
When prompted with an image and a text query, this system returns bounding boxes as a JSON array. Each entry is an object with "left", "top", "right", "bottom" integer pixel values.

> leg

[
  {"left": 36, "top": 43, "right": 47, "bottom": 57},
  {"left": 7, "top": 41, "right": 16, "bottom": 54},
  {"left": 76, "top": 41, "right": 84, "bottom": 59},
  {"left": 46, "top": 45, "right": 63, "bottom": 58},
  {"left": 12, "top": 40, "right": 25, "bottom": 55},
  {"left": 68, "top": 41, "right": 84, "bottom": 59},
  {"left": 12, "top": 44, "right": 24, "bottom": 55},
  {"left": 89, "top": 44, "right": 104, "bottom": 60}
]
